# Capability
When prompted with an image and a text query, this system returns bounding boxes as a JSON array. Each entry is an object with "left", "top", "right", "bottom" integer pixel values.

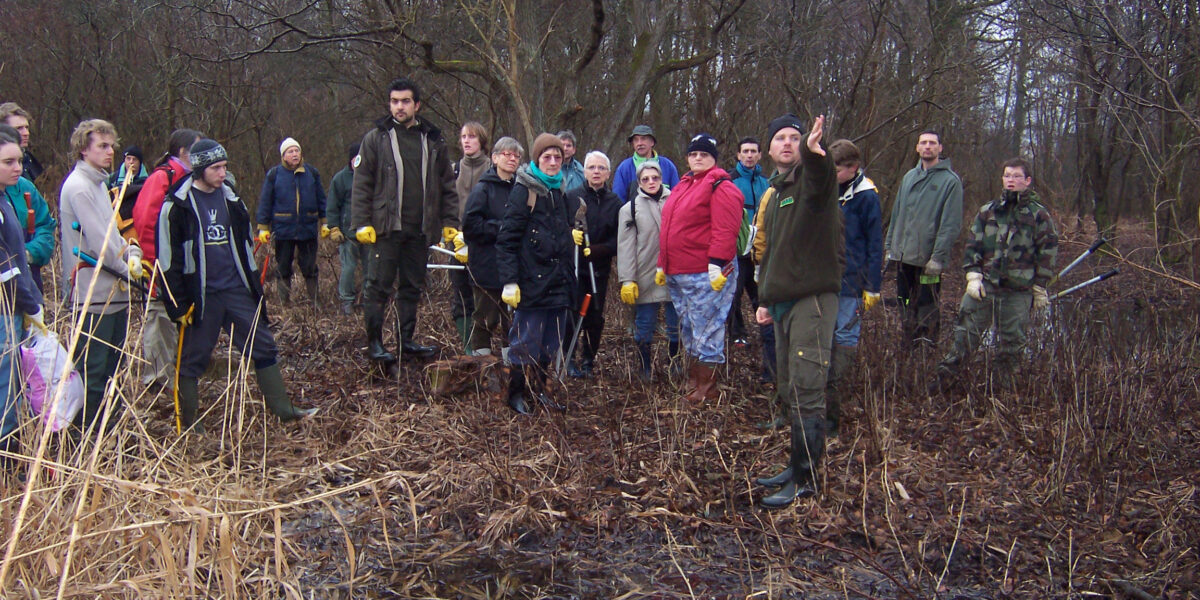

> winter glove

[
  {"left": 922, "top": 258, "right": 943, "bottom": 277},
  {"left": 257, "top": 228, "right": 271, "bottom": 244},
  {"left": 356, "top": 226, "right": 377, "bottom": 244},
  {"left": 23, "top": 307, "right": 47, "bottom": 335},
  {"left": 754, "top": 265, "right": 760, "bottom": 284},
  {"left": 128, "top": 256, "right": 144, "bottom": 279},
  {"left": 501, "top": 283, "right": 520, "bottom": 308},
  {"left": 654, "top": 268, "right": 666, "bottom": 286},
  {"left": 572, "top": 229, "right": 584, "bottom": 246},
  {"left": 1032, "top": 285, "right": 1050, "bottom": 310},
  {"left": 442, "top": 227, "right": 459, "bottom": 244},
  {"left": 320, "top": 224, "right": 331, "bottom": 238},
  {"left": 862, "top": 291, "right": 880, "bottom": 312},
  {"left": 177, "top": 306, "right": 194, "bottom": 327},
  {"left": 452, "top": 232, "right": 468, "bottom": 264},
  {"left": 620, "top": 282, "right": 639, "bottom": 305},
  {"left": 328, "top": 227, "right": 345, "bottom": 244},
  {"left": 25, "top": 250, "right": 32, "bottom": 265},
  {"left": 707, "top": 263, "right": 728, "bottom": 291},
  {"left": 965, "top": 271, "right": 985, "bottom": 301}
]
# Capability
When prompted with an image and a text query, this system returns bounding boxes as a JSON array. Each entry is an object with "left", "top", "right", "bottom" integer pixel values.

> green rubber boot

[
  {"left": 454, "top": 316, "right": 472, "bottom": 354},
  {"left": 255, "top": 364, "right": 318, "bottom": 422},
  {"left": 177, "top": 376, "right": 204, "bottom": 435}
]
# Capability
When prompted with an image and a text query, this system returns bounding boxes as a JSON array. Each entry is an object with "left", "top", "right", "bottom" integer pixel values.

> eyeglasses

[
  {"left": 639, "top": 175, "right": 661, "bottom": 183},
  {"left": 540, "top": 155, "right": 563, "bottom": 162},
  {"left": 586, "top": 165, "right": 609, "bottom": 171},
  {"left": 496, "top": 151, "right": 521, "bottom": 159}
]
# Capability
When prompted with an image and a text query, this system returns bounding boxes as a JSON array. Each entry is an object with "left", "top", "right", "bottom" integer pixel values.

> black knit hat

[
  {"left": 122, "top": 145, "right": 144, "bottom": 165},
  {"left": 686, "top": 133, "right": 719, "bottom": 160},
  {"left": 767, "top": 113, "right": 805, "bottom": 143},
  {"left": 189, "top": 138, "right": 228, "bottom": 178}
]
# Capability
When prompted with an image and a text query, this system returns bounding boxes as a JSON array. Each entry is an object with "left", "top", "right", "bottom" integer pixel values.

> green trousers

[
  {"left": 771, "top": 293, "right": 838, "bottom": 420},
  {"left": 940, "top": 291, "right": 1032, "bottom": 371},
  {"left": 72, "top": 309, "right": 128, "bottom": 429}
]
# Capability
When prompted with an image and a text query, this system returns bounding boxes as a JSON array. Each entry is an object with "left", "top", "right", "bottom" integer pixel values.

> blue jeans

[
  {"left": 833, "top": 295, "right": 862, "bottom": 347},
  {"left": 337, "top": 239, "right": 368, "bottom": 304},
  {"left": 0, "top": 316, "right": 20, "bottom": 441},
  {"left": 633, "top": 302, "right": 679, "bottom": 344},
  {"left": 508, "top": 308, "right": 568, "bottom": 367}
]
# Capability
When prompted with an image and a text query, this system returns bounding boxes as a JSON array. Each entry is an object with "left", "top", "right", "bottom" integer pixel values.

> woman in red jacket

[{"left": 656, "top": 134, "right": 744, "bottom": 402}]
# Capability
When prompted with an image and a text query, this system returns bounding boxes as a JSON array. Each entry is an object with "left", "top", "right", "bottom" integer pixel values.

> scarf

[{"left": 530, "top": 163, "right": 562, "bottom": 190}]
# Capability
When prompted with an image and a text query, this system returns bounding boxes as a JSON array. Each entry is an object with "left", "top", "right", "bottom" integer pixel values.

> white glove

[
  {"left": 965, "top": 272, "right": 985, "bottom": 301},
  {"left": 128, "top": 257, "right": 144, "bottom": 279},
  {"left": 501, "top": 283, "right": 520, "bottom": 308},
  {"left": 753, "top": 265, "right": 760, "bottom": 284},
  {"left": 1032, "top": 285, "right": 1049, "bottom": 310},
  {"left": 707, "top": 263, "right": 728, "bottom": 291},
  {"left": 24, "top": 307, "right": 48, "bottom": 334}
]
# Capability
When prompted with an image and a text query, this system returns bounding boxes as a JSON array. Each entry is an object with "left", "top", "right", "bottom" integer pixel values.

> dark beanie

[
  {"left": 686, "top": 133, "right": 719, "bottom": 160},
  {"left": 767, "top": 113, "right": 805, "bottom": 143},
  {"left": 530, "top": 133, "right": 564, "bottom": 162},
  {"left": 123, "top": 145, "right": 144, "bottom": 164},
  {"left": 189, "top": 139, "right": 228, "bottom": 178}
]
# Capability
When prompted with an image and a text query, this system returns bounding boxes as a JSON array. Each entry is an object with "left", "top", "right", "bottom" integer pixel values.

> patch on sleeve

[
  {"left": 352, "top": 154, "right": 362, "bottom": 169},
  {"left": 779, "top": 196, "right": 794, "bottom": 208}
]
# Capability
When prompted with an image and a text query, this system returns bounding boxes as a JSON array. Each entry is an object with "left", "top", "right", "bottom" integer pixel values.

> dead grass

[{"left": 1, "top": 222, "right": 1197, "bottom": 598}]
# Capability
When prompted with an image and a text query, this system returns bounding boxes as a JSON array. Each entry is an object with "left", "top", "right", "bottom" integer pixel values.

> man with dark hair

[
  {"left": 930, "top": 157, "right": 1057, "bottom": 392},
  {"left": 351, "top": 77, "right": 459, "bottom": 363},
  {"left": 611, "top": 125, "right": 681, "bottom": 203},
  {"left": 327, "top": 142, "right": 365, "bottom": 315},
  {"left": 728, "top": 136, "right": 770, "bottom": 355},
  {"left": 557, "top": 130, "right": 585, "bottom": 192},
  {"left": 884, "top": 129, "right": 963, "bottom": 347}
]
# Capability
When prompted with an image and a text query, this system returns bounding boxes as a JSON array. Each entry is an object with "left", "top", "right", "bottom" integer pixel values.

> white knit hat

[{"left": 279, "top": 137, "right": 301, "bottom": 156}]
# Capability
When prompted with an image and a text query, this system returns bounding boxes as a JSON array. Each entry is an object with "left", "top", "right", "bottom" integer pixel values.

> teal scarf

[{"left": 530, "top": 163, "right": 563, "bottom": 190}]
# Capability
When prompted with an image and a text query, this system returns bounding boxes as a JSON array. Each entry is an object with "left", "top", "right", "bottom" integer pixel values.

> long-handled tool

[
  {"left": 253, "top": 240, "right": 270, "bottom": 287},
  {"left": 173, "top": 318, "right": 187, "bottom": 434},
  {"left": 574, "top": 205, "right": 598, "bottom": 294},
  {"left": 72, "top": 247, "right": 148, "bottom": 293},
  {"left": 427, "top": 245, "right": 467, "bottom": 269},
  {"left": 1050, "top": 268, "right": 1119, "bottom": 301},
  {"left": 1052, "top": 236, "right": 1106, "bottom": 284},
  {"left": 558, "top": 293, "right": 592, "bottom": 376}
]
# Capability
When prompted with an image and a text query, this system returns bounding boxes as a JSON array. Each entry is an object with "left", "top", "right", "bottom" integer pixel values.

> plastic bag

[{"left": 20, "top": 330, "right": 84, "bottom": 432}]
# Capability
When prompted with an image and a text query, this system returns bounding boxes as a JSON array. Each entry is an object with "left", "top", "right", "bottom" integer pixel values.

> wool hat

[
  {"left": 189, "top": 139, "right": 228, "bottom": 178},
  {"left": 530, "top": 133, "right": 564, "bottom": 162},
  {"left": 627, "top": 125, "right": 656, "bottom": 143},
  {"left": 767, "top": 113, "right": 805, "bottom": 143},
  {"left": 279, "top": 137, "right": 301, "bottom": 156},
  {"left": 635, "top": 159, "right": 662, "bottom": 180},
  {"left": 686, "top": 133, "right": 719, "bottom": 160},
  {"left": 122, "top": 145, "right": 144, "bottom": 165}
]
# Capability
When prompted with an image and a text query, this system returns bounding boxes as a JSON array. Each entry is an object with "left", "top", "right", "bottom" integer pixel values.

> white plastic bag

[{"left": 20, "top": 330, "right": 84, "bottom": 432}]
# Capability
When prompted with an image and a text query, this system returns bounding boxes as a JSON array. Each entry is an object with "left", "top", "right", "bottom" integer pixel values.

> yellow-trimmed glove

[
  {"left": 707, "top": 263, "right": 728, "bottom": 291},
  {"left": 177, "top": 306, "right": 194, "bottom": 327},
  {"left": 356, "top": 226, "right": 377, "bottom": 244},
  {"left": 320, "top": 224, "right": 331, "bottom": 238},
  {"left": 329, "top": 227, "right": 345, "bottom": 244},
  {"left": 442, "top": 227, "right": 459, "bottom": 244},
  {"left": 965, "top": 271, "right": 985, "bottom": 301},
  {"left": 620, "top": 282, "right": 639, "bottom": 305},
  {"left": 572, "top": 229, "right": 584, "bottom": 246},
  {"left": 23, "top": 307, "right": 47, "bottom": 335},
  {"left": 452, "top": 232, "right": 468, "bottom": 263},
  {"left": 654, "top": 268, "right": 666, "bottom": 286},
  {"left": 127, "top": 257, "right": 144, "bottom": 279},
  {"left": 257, "top": 228, "right": 271, "bottom": 244},
  {"left": 1032, "top": 285, "right": 1050, "bottom": 310},
  {"left": 501, "top": 283, "right": 520, "bottom": 308},
  {"left": 862, "top": 291, "right": 880, "bottom": 312}
]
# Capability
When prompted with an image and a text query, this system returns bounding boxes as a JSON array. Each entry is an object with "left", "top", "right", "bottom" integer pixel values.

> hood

[
  {"left": 514, "top": 164, "right": 548, "bottom": 195},
  {"left": 839, "top": 170, "right": 876, "bottom": 204},
  {"left": 735, "top": 162, "right": 762, "bottom": 178}
]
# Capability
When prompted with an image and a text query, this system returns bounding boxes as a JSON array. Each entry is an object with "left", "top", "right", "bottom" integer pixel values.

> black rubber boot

[
  {"left": 364, "top": 304, "right": 396, "bottom": 363},
  {"left": 532, "top": 364, "right": 566, "bottom": 411},
  {"left": 305, "top": 278, "right": 320, "bottom": 308},
  {"left": 825, "top": 345, "right": 856, "bottom": 438},
  {"left": 276, "top": 279, "right": 292, "bottom": 305},
  {"left": 761, "top": 417, "right": 825, "bottom": 508},
  {"left": 397, "top": 301, "right": 435, "bottom": 358},
  {"left": 507, "top": 367, "right": 531, "bottom": 414},
  {"left": 637, "top": 342, "right": 653, "bottom": 381},
  {"left": 755, "top": 467, "right": 792, "bottom": 487},
  {"left": 256, "top": 364, "right": 318, "bottom": 422},
  {"left": 177, "top": 376, "right": 204, "bottom": 435}
]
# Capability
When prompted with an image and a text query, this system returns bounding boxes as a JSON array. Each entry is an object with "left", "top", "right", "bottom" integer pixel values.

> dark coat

[
  {"left": 564, "top": 184, "right": 622, "bottom": 286},
  {"left": 158, "top": 179, "right": 265, "bottom": 322},
  {"left": 462, "top": 167, "right": 514, "bottom": 290},
  {"left": 838, "top": 171, "right": 883, "bottom": 296},
  {"left": 325, "top": 164, "right": 354, "bottom": 232},
  {"left": 256, "top": 163, "right": 326, "bottom": 240},
  {"left": 496, "top": 166, "right": 578, "bottom": 311}
]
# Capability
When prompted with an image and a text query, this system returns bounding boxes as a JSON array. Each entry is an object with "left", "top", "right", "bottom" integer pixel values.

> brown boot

[
  {"left": 686, "top": 362, "right": 719, "bottom": 402},
  {"left": 680, "top": 362, "right": 699, "bottom": 399}
]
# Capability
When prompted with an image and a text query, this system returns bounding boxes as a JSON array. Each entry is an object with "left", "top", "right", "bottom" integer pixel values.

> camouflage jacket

[{"left": 963, "top": 189, "right": 1058, "bottom": 292}]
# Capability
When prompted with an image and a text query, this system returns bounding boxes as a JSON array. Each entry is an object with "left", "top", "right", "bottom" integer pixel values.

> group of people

[{"left": 0, "top": 79, "right": 1058, "bottom": 510}]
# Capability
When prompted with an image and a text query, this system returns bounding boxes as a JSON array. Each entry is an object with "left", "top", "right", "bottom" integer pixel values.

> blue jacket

[
  {"left": 0, "top": 191, "right": 42, "bottom": 316},
  {"left": 838, "top": 170, "right": 883, "bottom": 296},
  {"left": 561, "top": 158, "right": 585, "bottom": 194},
  {"left": 731, "top": 162, "right": 769, "bottom": 220},
  {"left": 2, "top": 177, "right": 56, "bottom": 267},
  {"left": 612, "top": 154, "right": 680, "bottom": 203},
  {"left": 256, "top": 163, "right": 326, "bottom": 240}
]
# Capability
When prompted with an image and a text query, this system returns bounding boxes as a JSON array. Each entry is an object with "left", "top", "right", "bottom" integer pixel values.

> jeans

[
  {"left": 833, "top": 295, "right": 862, "bottom": 347},
  {"left": 633, "top": 302, "right": 679, "bottom": 344}
]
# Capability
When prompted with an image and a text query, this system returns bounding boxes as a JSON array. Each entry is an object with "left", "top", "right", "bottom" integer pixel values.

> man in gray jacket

[{"left": 883, "top": 130, "right": 963, "bottom": 347}]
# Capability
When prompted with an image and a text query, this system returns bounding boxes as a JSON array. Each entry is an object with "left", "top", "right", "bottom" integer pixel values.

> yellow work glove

[
  {"left": 177, "top": 306, "right": 194, "bottom": 327},
  {"left": 1031, "top": 285, "right": 1050, "bottom": 311},
  {"left": 654, "top": 268, "right": 666, "bottom": 286},
  {"left": 328, "top": 227, "right": 345, "bottom": 244},
  {"left": 23, "top": 307, "right": 48, "bottom": 335},
  {"left": 861, "top": 291, "right": 880, "bottom": 312},
  {"left": 127, "top": 257, "right": 144, "bottom": 280},
  {"left": 356, "top": 226, "right": 377, "bottom": 244},
  {"left": 452, "top": 232, "right": 468, "bottom": 263},
  {"left": 320, "top": 224, "right": 331, "bottom": 238},
  {"left": 572, "top": 229, "right": 584, "bottom": 246},
  {"left": 965, "top": 271, "right": 985, "bottom": 301},
  {"left": 707, "top": 263, "right": 728, "bottom": 291},
  {"left": 501, "top": 283, "right": 520, "bottom": 308},
  {"left": 257, "top": 228, "right": 271, "bottom": 244},
  {"left": 620, "top": 282, "right": 639, "bottom": 305},
  {"left": 442, "top": 227, "right": 459, "bottom": 244}
]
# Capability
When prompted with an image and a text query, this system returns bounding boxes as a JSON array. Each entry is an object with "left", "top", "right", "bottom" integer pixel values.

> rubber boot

[
  {"left": 636, "top": 342, "right": 653, "bottom": 381},
  {"left": 454, "top": 316, "right": 471, "bottom": 354},
  {"left": 305, "top": 278, "right": 319, "bottom": 308},
  {"left": 397, "top": 300, "right": 436, "bottom": 358},
  {"left": 825, "top": 345, "right": 856, "bottom": 438},
  {"left": 276, "top": 279, "right": 292, "bottom": 305},
  {"left": 755, "top": 466, "right": 792, "bottom": 487},
  {"left": 256, "top": 364, "right": 318, "bottom": 422},
  {"left": 756, "top": 390, "right": 788, "bottom": 430},
  {"left": 686, "top": 362, "right": 719, "bottom": 402},
  {"left": 507, "top": 367, "right": 531, "bottom": 414},
  {"left": 364, "top": 304, "right": 396, "bottom": 363},
  {"left": 761, "top": 417, "right": 825, "bottom": 508},
  {"left": 668, "top": 341, "right": 683, "bottom": 379},
  {"left": 177, "top": 376, "right": 204, "bottom": 435}
]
